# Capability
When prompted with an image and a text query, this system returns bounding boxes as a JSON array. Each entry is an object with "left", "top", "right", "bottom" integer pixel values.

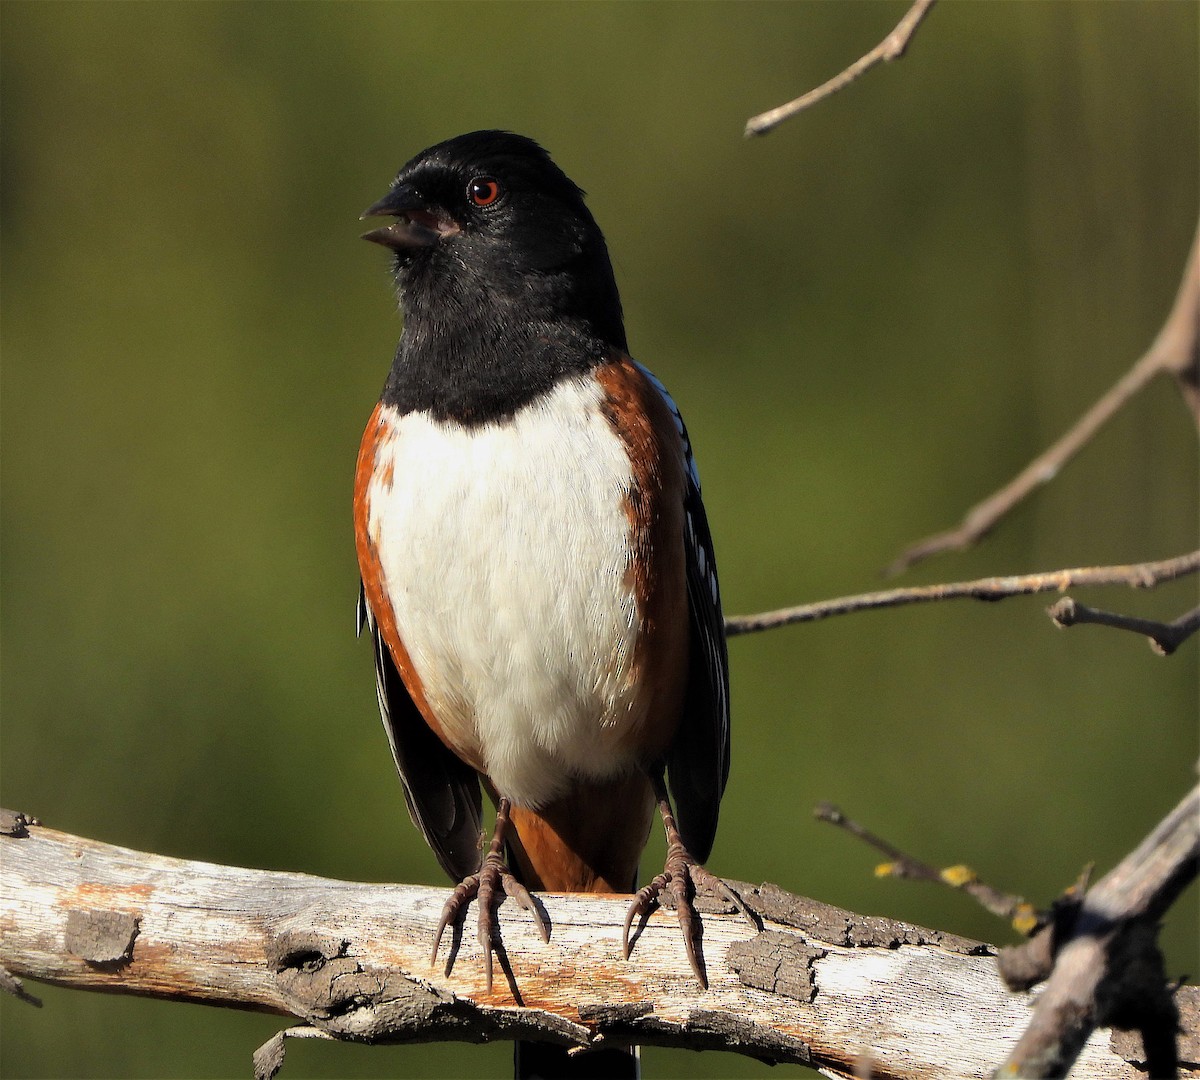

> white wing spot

[{"left": 632, "top": 361, "right": 703, "bottom": 490}]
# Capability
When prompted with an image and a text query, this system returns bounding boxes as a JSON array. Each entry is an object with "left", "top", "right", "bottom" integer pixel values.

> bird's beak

[{"left": 360, "top": 186, "right": 460, "bottom": 250}]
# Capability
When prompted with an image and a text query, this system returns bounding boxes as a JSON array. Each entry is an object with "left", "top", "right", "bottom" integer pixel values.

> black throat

[
  {"left": 381, "top": 308, "right": 613, "bottom": 427},
  {"left": 380, "top": 233, "right": 627, "bottom": 427}
]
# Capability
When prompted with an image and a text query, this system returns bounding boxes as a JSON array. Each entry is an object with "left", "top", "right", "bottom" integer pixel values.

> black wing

[
  {"left": 359, "top": 581, "right": 484, "bottom": 882},
  {"left": 635, "top": 365, "right": 730, "bottom": 863}
]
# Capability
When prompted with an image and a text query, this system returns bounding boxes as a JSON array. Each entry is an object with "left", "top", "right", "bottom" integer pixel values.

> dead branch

[
  {"left": 724, "top": 549, "right": 1200, "bottom": 638},
  {"left": 815, "top": 784, "right": 1200, "bottom": 1079},
  {"left": 744, "top": 0, "right": 936, "bottom": 137},
  {"left": 3, "top": 815, "right": 1189, "bottom": 1080},
  {"left": 889, "top": 222, "right": 1200, "bottom": 576},
  {"left": 996, "top": 780, "right": 1200, "bottom": 1079},
  {"left": 1047, "top": 599, "right": 1200, "bottom": 657}
]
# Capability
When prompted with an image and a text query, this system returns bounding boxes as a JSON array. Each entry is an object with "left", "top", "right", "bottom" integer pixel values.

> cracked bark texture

[{"left": 2, "top": 820, "right": 1194, "bottom": 1079}]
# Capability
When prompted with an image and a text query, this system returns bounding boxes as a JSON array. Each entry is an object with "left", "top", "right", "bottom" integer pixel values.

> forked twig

[{"left": 1048, "top": 599, "right": 1200, "bottom": 657}]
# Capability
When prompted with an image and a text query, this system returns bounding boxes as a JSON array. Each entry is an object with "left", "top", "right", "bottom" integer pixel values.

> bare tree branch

[
  {"left": 889, "top": 222, "right": 1200, "bottom": 575},
  {"left": 996, "top": 780, "right": 1200, "bottom": 1079},
  {"left": 1047, "top": 599, "right": 1200, "bottom": 657},
  {"left": 819, "top": 779, "right": 1200, "bottom": 1080},
  {"left": 744, "top": 0, "right": 936, "bottom": 137},
  {"left": 724, "top": 550, "right": 1200, "bottom": 638},
  {"left": 2, "top": 814, "right": 1184, "bottom": 1080}
]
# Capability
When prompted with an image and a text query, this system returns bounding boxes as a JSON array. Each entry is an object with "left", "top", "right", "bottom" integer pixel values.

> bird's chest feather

[{"left": 364, "top": 375, "right": 648, "bottom": 807}]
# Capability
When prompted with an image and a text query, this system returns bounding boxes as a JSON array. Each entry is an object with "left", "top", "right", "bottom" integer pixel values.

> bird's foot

[
  {"left": 623, "top": 777, "right": 756, "bottom": 989},
  {"left": 623, "top": 840, "right": 748, "bottom": 989},
  {"left": 431, "top": 798, "right": 548, "bottom": 993}
]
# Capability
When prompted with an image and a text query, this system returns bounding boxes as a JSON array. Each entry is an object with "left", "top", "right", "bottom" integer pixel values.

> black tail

[
  {"left": 505, "top": 826, "right": 641, "bottom": 1079},
  {"left": 515, "top": 1041, "right": 639, "bottom": 1079}
]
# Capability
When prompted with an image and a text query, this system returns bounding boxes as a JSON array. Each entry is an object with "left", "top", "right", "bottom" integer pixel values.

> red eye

[{"left": 467, "top": 177, "right": 501, "bottom": 207}]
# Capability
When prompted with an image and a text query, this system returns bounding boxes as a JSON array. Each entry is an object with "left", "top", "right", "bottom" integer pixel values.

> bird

[{"left": 353, "top": 130, "right": 744, "bottom": 1077}]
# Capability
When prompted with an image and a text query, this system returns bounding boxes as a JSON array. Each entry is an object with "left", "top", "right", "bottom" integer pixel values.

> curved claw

[
  {"left": 676, "top": 866, "right": 707, "bottom": 988},
  {"left": 431, "top": 872, "right": 483, "bottom": 968},
  {"left": 501, "top": 871, "right": 550, "bottom": 943},
  {"left": 693, "top": 865, "right": 759, "bottom": 931},
  {"left": 476, "top": 863, "right": 498, "bottom": 992},
  {"left": 622, "top": 873, "right": 667, "bottom": 959}
]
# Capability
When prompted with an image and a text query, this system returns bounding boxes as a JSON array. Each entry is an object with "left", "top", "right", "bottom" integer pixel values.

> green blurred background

[{"left": 2, "top": 2, "right": 1196, "bottom": 1077}]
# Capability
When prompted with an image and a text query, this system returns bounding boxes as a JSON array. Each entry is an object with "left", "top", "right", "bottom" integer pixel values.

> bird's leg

[
  {"left": 431, "top": 796, "right": 549, "bottom": 993},
  {"left": 622, "top": 772, "right": 753, "bottom": 989}
]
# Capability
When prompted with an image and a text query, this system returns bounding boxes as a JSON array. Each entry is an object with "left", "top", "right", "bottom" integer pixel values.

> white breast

[{"left": 366, "top": 375, "right": 643, "bottom": 808}]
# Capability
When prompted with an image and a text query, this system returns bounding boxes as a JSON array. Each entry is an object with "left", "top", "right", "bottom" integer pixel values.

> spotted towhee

[{"left": 354, "top": 131, "right": 740, "bottom": 1073}]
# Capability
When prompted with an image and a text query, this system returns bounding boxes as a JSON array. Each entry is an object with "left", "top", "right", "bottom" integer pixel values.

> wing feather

[
  {"left": 363, "top": 594, "right": 484, "bottom": 882},
  {"left": 634, "top": 363, "right": 730, "bottom": 862}
]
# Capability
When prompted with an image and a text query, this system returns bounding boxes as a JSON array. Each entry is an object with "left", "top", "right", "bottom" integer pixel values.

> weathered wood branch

[{"left": 2, "top": 813, "right": 1194, "bottom": 1079}]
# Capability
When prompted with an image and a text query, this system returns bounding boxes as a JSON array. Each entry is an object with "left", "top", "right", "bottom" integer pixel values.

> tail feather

[{"left": 508, "top": 843, "right": 640, "bottom": 1079}]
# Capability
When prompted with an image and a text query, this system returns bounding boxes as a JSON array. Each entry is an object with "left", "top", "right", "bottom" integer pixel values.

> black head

[{"left": 363, "top": 131, "right": 627, "bottom": 356}]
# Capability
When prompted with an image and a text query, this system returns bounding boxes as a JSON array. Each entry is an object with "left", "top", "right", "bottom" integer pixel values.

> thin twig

[
  {"left": 724, "top": 550, "right": 1200, "bottom": 637},
  {"left": 1047, "top": 599, "right": 1200, "bottom": 657},
  {"left": 815, "top": 802, "right": 1035, "bottom": 929},
  {"left": 888, "top": 222, "right": 1200, "bottom": 576},
  {"left": 744, "top": 0, "right": 936, "bottom": 137}
]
